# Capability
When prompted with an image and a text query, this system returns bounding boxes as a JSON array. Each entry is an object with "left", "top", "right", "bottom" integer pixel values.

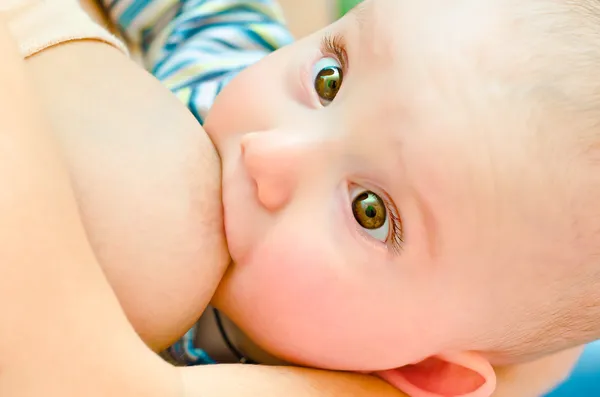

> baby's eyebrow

[
  {"left": 345, "top": 0, "right": 398, "bottom": 66},
  {"left": 346, "top": 1, "right": 369, "bottom": 31}
]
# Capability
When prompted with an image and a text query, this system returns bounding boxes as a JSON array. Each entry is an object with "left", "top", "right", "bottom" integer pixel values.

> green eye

[
  {"left": 352, "top": 191, "right": 387, "bottom": 230},
  {"left": 313, "top": 60, "right": 343, "bottom": 105}
]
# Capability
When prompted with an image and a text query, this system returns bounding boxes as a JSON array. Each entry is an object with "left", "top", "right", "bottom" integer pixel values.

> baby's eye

[
  {"left": 351, "top": 189, "right": 389, "bottom": 242},
  {"left": 312, "top": 57, "right": 343, "bottom": 106}
]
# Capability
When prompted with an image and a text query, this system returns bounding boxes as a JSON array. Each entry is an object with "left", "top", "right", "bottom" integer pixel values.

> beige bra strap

[{"left": 3, "top": 0, "right": 128, "bottom": 58}]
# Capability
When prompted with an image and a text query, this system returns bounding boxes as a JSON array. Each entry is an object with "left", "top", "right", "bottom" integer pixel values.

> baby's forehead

[
  {"left": 364, "top": 0, "right": 600, "bottom": 80},
  {"left": 353, "top": 0, "right": 600, "bottom": 134},
  {"left": 347, "top": 1, "right": 519, "bottom": 137},
  {"left": 359, "top": 0, "right": 510, "bottom": 61},
  {"left": 352, "top": 0, "right": 517, "bottom": 107}
]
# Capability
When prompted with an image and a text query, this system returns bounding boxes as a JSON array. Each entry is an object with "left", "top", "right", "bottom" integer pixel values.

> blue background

[{"left": 545, "top": 341, "right": 600, "bottom": 396}]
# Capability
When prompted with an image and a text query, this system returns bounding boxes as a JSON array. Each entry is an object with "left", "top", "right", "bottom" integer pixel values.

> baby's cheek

[
  {"left": 247, "top": 235, "right": 343, "bottom": 326},
  {"left": 234, "top": 231, "right": 383, "bottom": 369}
]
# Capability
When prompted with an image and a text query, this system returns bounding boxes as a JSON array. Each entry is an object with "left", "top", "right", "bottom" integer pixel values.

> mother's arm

[{"left": 181, "top": 365, "right": 404, "bottom": 397}]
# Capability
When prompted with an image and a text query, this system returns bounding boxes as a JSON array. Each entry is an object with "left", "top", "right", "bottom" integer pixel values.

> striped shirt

[
  {"left": 100, "top": 0, "right": 294, "bottom": 365},
  {"left": 102, "top": 0, "right": 294, "bottom": 124}
]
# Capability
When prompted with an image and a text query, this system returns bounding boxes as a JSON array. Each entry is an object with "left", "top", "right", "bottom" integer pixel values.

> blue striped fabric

[
  {"left": 101, "top": 0, "right": 294, "bottom": 366},
  {"left": 159, "top": 324, "right": 216, "bottom": 365},
  {"left": 101, "top": 0, "right": 294, "bottom": 124}
]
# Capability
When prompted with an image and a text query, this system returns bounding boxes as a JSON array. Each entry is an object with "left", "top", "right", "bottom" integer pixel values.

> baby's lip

[
  {"left": 221, "top": 156, "right": 256, "bottom": 265},
  {"left": 220, "top": 139, "right": 244, "bottom": 186}
]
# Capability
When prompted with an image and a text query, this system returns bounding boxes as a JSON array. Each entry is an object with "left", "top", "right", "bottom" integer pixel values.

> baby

[
  {"left": 8, "top": 0, "right": 595, "bottom": 395},
  {"left": 96, "top": 0, "right": 600, "bottom": 395},
  {"left": 211, "top": 0, "right": 600, "bottom": 374}
]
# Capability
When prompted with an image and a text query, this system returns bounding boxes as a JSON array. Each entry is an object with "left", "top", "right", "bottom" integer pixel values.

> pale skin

[{"left": 0, "top": 0, "right": 588, "bottom": 396}]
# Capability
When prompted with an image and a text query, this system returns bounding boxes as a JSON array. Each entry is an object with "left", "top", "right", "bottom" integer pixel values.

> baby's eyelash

[
  {"left": 381, "top": 195, "right": 404, "bottom": 255},
  {"left": 320, "top": 33, "right": 349, "bottom": 71}
]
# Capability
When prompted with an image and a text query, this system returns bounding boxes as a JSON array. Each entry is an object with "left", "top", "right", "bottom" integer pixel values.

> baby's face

[{"left": 206, "top": 0, "right": 590, "bottom": 371}]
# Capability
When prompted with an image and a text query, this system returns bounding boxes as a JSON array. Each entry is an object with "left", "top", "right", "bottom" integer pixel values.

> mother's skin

[{"left": 25, "top": 1, "right": 228, "bottom": 350}]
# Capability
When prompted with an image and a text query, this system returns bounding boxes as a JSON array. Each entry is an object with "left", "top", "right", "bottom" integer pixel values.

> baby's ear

[{"left": 375, "top": 352, "right": 496, "bottom": 397}]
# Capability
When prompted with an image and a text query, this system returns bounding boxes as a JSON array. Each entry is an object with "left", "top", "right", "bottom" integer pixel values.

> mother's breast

[{"left": 25, "top": 39, "right": 230, "bottom": 351}]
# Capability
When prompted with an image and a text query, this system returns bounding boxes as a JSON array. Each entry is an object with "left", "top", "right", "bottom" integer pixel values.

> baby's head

[{"left": 207, "top": 0, "right": 600, "bottom": 394}]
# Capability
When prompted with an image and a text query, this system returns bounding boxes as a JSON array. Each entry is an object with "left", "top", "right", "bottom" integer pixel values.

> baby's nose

[{"left": 241, "top": 130, "right": 309, "bottom": 212}]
